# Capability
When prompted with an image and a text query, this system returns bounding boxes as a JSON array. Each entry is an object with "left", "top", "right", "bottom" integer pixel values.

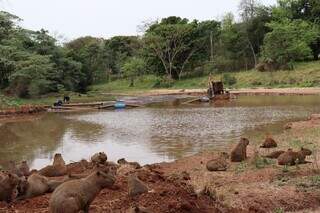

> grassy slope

[
  {"left": 91, "top": 61, "right": 320, "bottom": 92},
  {"left": 1, "top": 61, "right": 320, "bottom": 109}
]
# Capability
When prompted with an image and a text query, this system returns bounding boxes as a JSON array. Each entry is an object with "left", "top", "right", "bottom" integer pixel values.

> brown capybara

[
  {"left": 206, "top": 152, "right": 229, "bottom": 171},
  {"left": 128, "top": 175, "right": 148, "bottom": 197},
  {"left": 17, "top": 173, "right": 68, "bottom": 200},
  {"left": 231, "top": 138, "right": 250, "bottom": 162},
  {"left": 91, "top": 152, "right": 108, "bottom": 165},
  {"left": 263, "top": 150, "right": 285, "bottom": 159},
  {"left": 39, "top": 153, "right": 67, "bottom": 177},
  {"left": 0, "top": 173, "right": 20, "bottom": 203},
  {"left": 49, "top": 171, "right": 115, "bottom": 213},
  {"left": 118, "top": 158, "right": 141, "bottom": 169},
  {"left": 260, "top": 136, "right": 277, "bottom": 148},
  {"left": 17, "top": 161, "right": 30, "bottom": 177},
  {"left": 278, "top": 148, "right": 312, "bottom": 166},
  {"left": 66, "top": 159, "right": 91, "bottom": 174},
  {"left": 8, "top": 161, "right": 23, "bottom": 177}
]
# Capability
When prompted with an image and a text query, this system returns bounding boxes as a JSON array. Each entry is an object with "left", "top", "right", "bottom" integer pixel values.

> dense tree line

[{"left": 0, "top": 0, "right": 319, "bottom": 97}]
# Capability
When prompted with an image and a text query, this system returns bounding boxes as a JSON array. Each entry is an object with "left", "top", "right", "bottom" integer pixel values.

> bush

[
  {"left": 152, "top": 76, "right": 174, "bottom": 88},
  {"left": 222, "top": 73, "right": 237, "bottom": 86}
]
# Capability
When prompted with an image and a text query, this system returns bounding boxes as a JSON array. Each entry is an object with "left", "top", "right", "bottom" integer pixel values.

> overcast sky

[{"left": 2, "top": 0, "right": 277, "bottom": 41}]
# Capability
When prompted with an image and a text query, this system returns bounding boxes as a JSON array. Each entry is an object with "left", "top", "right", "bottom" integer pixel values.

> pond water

[{"left": 1, "top": 95, "right": 320, "bottom": 169}]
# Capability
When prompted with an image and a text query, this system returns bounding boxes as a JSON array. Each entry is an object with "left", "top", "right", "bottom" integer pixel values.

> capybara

[
  {"left": 17, "top": 161, "right": 30, "bottom": 177},
  {"left": 49, "top": 171, "right": 115, "bottom": 213},
  {"left": 264, "top": 150, "right": 285, "bottom": 159},
  {"left": 17, "top": 173, "right": 67, "bottom": 200},
  {"left": 118, "top": 158, "right": 141, "bottom": 169},
  {"left": 91, "top": 152, "right": 108, "bottom": 165},
  {"left": 278, "top": 148, "right": 312, "bottom": 166},
  {"left": 0, "top": 173, "right": 20, "bottom": 203},
  {"left": 128, "top": 175, "right": 148, "bottom": 197},
  {"left": 260, "top": 136, "right": 277, "bottom": 148},
  {"left": 206, "top": 152, "right": 229, "bottom": 171},
  {"left": 39, "top": 153, "right": 67, "bottom": 177},
  {"left": 231, "top": 138, "right": 250, "bottom": 162},
  {"left": 8, "top": 161, "right": 23, "bottom": 177}
]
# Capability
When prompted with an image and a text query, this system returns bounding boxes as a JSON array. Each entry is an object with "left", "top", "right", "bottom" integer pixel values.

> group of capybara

[
  {"left": 0, "top": 136, "right": 313, "bottom": 212},
  {"left": 0, "top": 152, "right": 150, "bottom": 213},
  {"left": 206, "top": 135, "right": 313, "bottom": 172}
]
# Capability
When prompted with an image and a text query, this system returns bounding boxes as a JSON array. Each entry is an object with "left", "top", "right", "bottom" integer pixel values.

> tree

[
  {"left": 65, "top": 36, "right": 107, "bottom": 91},
  {"left": 239, "top": 0, "right": 265, "bottom": 66},
  {"left": 144, "top": 17, "right": 220, "bottom": 79},
  {"left": 121, "top": 57, "right": 146, "bottom": 87},
  {"left": 104, "top": 36, "right": 142, "bottom": 77},
  {"left": 261, "top": 19, "right": 319, "bottom": 68},
  {"left": 9, "top": 54, "right": 56, "bottom": 97},
  {"left": 276, "top": 0, "right": 320, "bottom": 60},
  {"left": 0, "top": 57, "right": 15, "bottom": 88}
]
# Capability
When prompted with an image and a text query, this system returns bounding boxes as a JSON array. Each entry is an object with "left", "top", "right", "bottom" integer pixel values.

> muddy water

[{"left": 1, "top": 95, "right": 320, "bottom": 169}]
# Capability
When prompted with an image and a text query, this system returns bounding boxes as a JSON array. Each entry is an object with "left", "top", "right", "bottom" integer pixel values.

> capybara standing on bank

[
  {"left": 49, "top": 171, "right": 115, "bottom": 213},
  {"left": 260, "top": 136, "right": 277, "bottom": 148},
  {"left": 39, "top": 153, "right": 67, "bottom": 177},
  {"left": 231, "top": 138, "right": 250, "bottom": 162}
]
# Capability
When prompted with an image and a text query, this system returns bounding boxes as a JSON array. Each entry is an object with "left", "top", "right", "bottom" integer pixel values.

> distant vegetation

[
  {"left": 90, "top": 61, "right": 320, "bottom": 92},
  {"left": 0, "top": 0, "right": 319, "bottom": 98}
]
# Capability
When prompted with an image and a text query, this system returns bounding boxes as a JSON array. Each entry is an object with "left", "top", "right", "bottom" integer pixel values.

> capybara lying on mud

[
  {"left": 263, "top": 150, "right": 285, "bottom": 159},
  {"left": 118, "top": 158, "right": 141, "bottom": 169},
  {"left": 39, "top": 153, "right": 67, "bottom": 177},
  {"left": 0, "top": 172, "right": 20, "bottom": 203},
  {"left": 206, "top": 152, "right": 229, "bottom": 171},
  {"left": 231, "top": 138, "right": 250, "bottom": 162},
  {"left": 260, "top": 136, "right": 277, "bottom": 148},
  {"left": 17, "top": 173, "right": 68, "bottom": 200},
  {"left": 49, "top": 171, "right": 115, "bottom": 213},
  {"left": 278, "top": 148, "right": 312, "bottom": 166},
  {"left": 128, "top": 175, "right": 148, "bottom": 197},
  {"left": 91, "top": 152, "right": 108, "bottom": 165}
]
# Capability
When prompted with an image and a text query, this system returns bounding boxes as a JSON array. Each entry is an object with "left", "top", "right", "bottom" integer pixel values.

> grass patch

[{"left": 90, "top": 61, "right": 320, "bottom": 93}]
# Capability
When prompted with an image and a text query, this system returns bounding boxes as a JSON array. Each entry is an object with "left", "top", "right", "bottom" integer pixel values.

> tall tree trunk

[{"left": 248, "top": 39, "right": 257, "bottom": 67}]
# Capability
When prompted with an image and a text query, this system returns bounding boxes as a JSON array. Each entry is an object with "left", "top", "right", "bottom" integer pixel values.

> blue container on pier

[{"left": 114, "top": 100, "right": 126, "bottom": 109}]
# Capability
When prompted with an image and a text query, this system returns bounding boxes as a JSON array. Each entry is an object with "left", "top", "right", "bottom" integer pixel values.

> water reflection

[{"left": 0, "top": 95, "right": 320, "bottom": 169}]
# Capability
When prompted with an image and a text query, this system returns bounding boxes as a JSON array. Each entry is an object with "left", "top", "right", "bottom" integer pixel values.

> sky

[{"left": 2, "top": 0, "right": 277, "bottom": 41}]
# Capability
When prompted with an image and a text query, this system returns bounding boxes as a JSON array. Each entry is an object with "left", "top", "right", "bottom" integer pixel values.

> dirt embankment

[
  {"left": 1, "top": 116, "right": 320, "bottom": 212},
  {"left": 111, "top": 87, "right": 320, "bottom": 97}
]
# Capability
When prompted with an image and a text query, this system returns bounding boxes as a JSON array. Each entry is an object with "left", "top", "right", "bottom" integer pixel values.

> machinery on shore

[{"left": 207, "top": 80, "right": 230, "bottom": 101}]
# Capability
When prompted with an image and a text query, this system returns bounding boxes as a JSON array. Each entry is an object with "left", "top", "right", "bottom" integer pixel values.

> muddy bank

[
  {"left": 1, "top": 115, "right": 320, "bottom": 212},
  {"left": 1, "top": 87, "right": 320, "bottom": 119},
  {"left": 103, "top": 87, "right": 320, "bottom": 97}
]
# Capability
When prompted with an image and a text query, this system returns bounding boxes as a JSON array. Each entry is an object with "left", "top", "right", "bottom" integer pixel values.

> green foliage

[
  {"left": 222, "top": 73, "right": 237, "bottom": 86},
  {"left": 152, "top": 76, "right": 175, "bottom": 88},
  {"left": 235, "top": 162, "right": 247, "bottom": 173},
  {"left": 121, "top": 57, "right": 146, "bottom": 86},
  {"left": 262, "top": 19, "right": 319, "bottom": 67},
  {"left": 144, "top": 16, "right": 220, "bottom": 80},
  {"left": 273, "top": 208, "right": 285, "bottom": 213}
]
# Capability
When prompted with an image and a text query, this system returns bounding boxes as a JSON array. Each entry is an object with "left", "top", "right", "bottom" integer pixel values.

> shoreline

[{"left": 1, "top": 115, "right": 320, "bottom": 212}]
